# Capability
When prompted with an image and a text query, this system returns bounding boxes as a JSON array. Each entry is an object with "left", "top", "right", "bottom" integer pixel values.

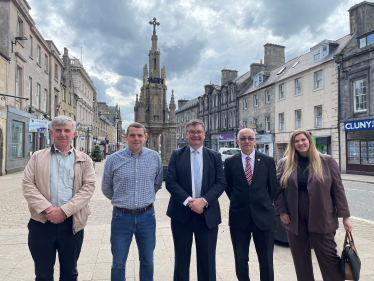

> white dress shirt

[
  {"left": 183, "top": 145, "right": 203, "bottom": 206},
  {"left": 241, "top": 149, "right": 255, "bottom": 175}
]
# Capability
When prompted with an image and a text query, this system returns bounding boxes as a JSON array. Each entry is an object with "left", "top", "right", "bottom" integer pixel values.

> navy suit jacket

[
  {"left": 166, "top": 145, "right": 226, "bottom": 229},
  {"left": 225, "top": 151, "right": 277, "bottom": 231}
]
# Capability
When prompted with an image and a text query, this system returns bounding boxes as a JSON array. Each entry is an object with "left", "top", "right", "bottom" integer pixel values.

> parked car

[{"left": 219, "top": 147, "right": 241, "bottom": 162}]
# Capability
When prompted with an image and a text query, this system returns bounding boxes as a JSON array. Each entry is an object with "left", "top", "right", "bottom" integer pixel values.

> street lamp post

[
  {"left": 116, "top": 117, "right": 119, "bottom": 151},
  {"left": 86, "top": 126, "right": 90, "bottom": 154}
]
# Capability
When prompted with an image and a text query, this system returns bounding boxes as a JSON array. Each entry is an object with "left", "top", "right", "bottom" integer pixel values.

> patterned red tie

[{"left": 245, "top": 156, "right": 252, "bottom": 185}]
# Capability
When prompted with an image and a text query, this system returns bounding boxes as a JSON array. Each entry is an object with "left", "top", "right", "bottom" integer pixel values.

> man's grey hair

[
  {"left": 186, "top": 119, "right": 205, "bottom": 131},
  {"left": 51, "top": 115, "right": 76, "bottom": 132}
]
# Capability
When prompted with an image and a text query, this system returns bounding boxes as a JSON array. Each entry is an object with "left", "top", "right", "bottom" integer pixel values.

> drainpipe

[{"left": 337, "top": 54, "right": 343, "bottom": 171}]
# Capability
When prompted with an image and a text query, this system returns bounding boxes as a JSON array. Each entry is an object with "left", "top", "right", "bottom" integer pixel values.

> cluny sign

[{"left": 344, "top": 119, "right": 374, "bottom": 132}]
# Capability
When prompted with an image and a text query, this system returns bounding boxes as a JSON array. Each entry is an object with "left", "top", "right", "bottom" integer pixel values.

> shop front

[
  {"left": 255, "top": 134, "right": 273, "bottom": 157},
  {"left": 6, "top": 106, "right": 47, "bottom": 174},
  {"left": 218, "top": 132, "right": 237, "bottom": 149},
  {"left": 313, "top": 136, "right": 331, "bottom": 155},
  {"left": 344, "top": 119, "right": 374, "bottom": 175}
]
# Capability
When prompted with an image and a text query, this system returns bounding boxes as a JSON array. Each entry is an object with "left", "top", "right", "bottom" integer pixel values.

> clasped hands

[
  {"left": 188, "top": 198, "right": 206, "bottom": 214},
  {"left": 45, "top": 206, "right": 67, "bottom": 224}
]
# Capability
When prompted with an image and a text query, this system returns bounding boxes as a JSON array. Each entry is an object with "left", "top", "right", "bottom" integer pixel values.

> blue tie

[{"left": 193, "top": 150, "right": 201, "bottom": 198}]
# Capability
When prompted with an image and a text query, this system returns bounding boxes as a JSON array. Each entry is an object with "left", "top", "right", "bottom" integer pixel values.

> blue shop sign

[{"left": 344, "top": 119, "right": 374, "bottom": 132}]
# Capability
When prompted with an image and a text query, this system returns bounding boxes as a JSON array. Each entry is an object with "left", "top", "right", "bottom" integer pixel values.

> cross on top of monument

[{"left": 149, "top": 17, "right": 160, "bottom": 35}]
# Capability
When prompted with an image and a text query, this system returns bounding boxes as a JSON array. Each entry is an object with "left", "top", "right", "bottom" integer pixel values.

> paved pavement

[{"left": 0, "top": 161, "right": 374, "bottom": 280}]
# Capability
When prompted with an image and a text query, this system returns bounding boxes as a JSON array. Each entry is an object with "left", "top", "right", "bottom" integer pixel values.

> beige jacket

[{"left": 22, "top": 147, "right": 96, "bottom": 234}]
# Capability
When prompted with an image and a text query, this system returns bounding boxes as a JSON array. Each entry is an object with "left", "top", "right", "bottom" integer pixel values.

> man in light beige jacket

[{"left": 23, "top": 115, "right": 95, "bottom": 281}]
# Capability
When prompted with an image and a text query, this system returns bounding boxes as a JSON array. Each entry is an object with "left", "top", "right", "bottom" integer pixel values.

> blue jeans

[{"left": 111, "top": 206, "right": 156, "bottom": 281}]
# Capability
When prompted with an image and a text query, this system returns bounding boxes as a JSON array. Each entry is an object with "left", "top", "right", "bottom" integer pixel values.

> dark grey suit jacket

[
  {"left": 225, "top": 151, "right": 278, "bottom": 231},
  {"left": 165, "top": 145, "right": 226, "bottom": 229},
  {"left": 274, "top": 154, "right": 350, "bottom": 235}
]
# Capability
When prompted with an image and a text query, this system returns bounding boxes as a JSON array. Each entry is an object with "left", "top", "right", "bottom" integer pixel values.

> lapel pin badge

[{"left": 257, "top": 159, "right": 260, "bottom": 161}]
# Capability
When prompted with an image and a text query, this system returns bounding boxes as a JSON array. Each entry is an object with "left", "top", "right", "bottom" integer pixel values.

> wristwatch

[{"left": 202, "top": 197, "right": 208, "bottom": 208}]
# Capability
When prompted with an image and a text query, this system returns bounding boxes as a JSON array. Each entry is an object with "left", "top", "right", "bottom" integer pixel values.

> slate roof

[
  {"left": 223, "top": 70, "right": 251, "bottom": 86},
  {"left": 100, "top": 115, "right": 113, "bottom": 126},
  {"left": 176, "top": 97, "right": 200, "bottom": 113},
  {"left": 239, "top": 34, "right": 352, "bottom": 97}
]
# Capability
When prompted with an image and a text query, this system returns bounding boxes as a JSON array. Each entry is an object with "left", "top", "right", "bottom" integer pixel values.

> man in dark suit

[
  {"left": 225, "top": 128, "right": 277, "bottom": 281},
  {"left": 166, "top": 119, "right": 226, "bottom": 281}
]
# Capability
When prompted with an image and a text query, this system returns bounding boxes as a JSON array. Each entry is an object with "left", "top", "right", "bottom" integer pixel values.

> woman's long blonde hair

[{"left": 279, "top": 130, "right": 324, "bottom": 188}]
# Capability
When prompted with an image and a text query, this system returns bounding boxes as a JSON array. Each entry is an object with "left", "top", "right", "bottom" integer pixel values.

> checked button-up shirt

[{"left": 101, "top": 147, "right": 163, "bottom": 210}]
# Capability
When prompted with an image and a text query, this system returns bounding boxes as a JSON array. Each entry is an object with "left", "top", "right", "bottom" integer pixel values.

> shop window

[
  {"left": 347, "top": 140, "right": 374, "bottom": 165},
  {"left": 28, "top": 134, "right": 33, "bottom": 155},
  {"left": 12, "top": 121, "right": 24, "bottom": 158},
  {"left": 353, "top": 79, "right": 367, "bottom": 112}
]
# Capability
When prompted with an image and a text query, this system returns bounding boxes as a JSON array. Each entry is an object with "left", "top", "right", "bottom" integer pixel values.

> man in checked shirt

[{"left": 102, "top": 122, "right": 163, "bottom": 281}]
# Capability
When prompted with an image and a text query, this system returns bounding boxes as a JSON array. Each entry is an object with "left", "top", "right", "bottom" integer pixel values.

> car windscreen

[{"left": 230, "top": 149, "right": 240, "bottom": 155}]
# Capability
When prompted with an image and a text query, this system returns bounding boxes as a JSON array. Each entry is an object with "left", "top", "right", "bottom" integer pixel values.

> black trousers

[
  {"left": 28, "top": 217, "right": 84, "bottom": 281},
  {"left": 230, "top": 220, "right": 274, "bottom": 281},
  {"left": 286, "top": 191, "right": 343, "bottom": 281},
  {"left": 171, "top": 212, "right": 218, "bottom": 281}
]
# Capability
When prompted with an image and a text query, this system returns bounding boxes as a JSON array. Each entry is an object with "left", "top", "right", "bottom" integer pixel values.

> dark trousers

[
  {"left": 28, "top": 217, "right": 84, "bottom": 281},
  {"left": 286, "top": 191, "right": 343, "bottom": 281},
  {"left": 171, "top": 212, "right": 218, "bottom": 281},
  {"left": 230, "top": 220, "right": 274, "bottom": 281}
]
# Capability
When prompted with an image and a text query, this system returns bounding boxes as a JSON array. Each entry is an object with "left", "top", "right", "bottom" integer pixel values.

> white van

[{"left": 219, "top": 147, "right": 241, "bottom": 162}]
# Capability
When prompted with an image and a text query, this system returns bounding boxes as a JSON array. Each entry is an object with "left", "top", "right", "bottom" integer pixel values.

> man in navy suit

[
  {"left": 166, "top": 119, "right": 226, "bottom": 281},
  {"left": 225, "top": 128, "right": 277, "bottom": 281}
]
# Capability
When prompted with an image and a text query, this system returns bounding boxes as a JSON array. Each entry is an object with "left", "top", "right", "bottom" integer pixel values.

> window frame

[
  {"left": 315, "top": 70, "right": 323, "bottom": 89},
  {"left": 353, "top": 79, "right": 367, "bottom": 113},
  {"left": 44, "top": 89, "right": 47, "bottom": 112},
  {"left": 315, "top": 106, "right": 322, "bottom": 127},
  {"left": 295, "top": 110, "right": 302, "bottom": 129},
  {"left": 265, "top": 116, "right": 270, "bottom": 132},
  {"left": 295, "top": 78, "right": 302, "bottom": 95},
  {"left": 279, "top": 84, "right": 285, "bottom": 99},
  {"left": 253, "top": 94, "right": 258, "bottom": 107},
  {"left": 37, "top": 45, "right": 41, "bottom": 65},
  {"left": 11, "top": 121, "right": 24, "bottom": 158},
  {"left": 265, "top": 90, "right": 270, "bottom": 103},
  {"left": 36, "top": 83, "right": 40, "bottom": 109},
  {"left": 243, "top": 98, "right": 247, "bottom": 109},
  {"left": 279, "top": 113, "right": 284, "bottom": 131}
]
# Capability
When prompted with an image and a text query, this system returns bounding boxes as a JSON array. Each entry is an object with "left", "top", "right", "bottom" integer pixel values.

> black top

[{"left": 297, "top": 152, "right": 309, "bottom": 192}]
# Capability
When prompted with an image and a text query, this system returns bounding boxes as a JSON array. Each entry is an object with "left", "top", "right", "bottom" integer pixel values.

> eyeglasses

[
  {"left": 239, "top": 137, "right": 255, "bottom": 142},
  {"left": 187, "top": 131, "right": 204, "bottom": 136}
]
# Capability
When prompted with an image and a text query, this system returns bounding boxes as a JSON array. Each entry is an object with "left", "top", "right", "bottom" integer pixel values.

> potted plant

[{"left": 90, "top": 145, "right": 104, "bottom": 162}]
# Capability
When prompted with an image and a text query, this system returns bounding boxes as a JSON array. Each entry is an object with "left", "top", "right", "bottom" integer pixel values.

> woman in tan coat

[{"left": 274, "top": 130, "right": 352, "bottom": 281}]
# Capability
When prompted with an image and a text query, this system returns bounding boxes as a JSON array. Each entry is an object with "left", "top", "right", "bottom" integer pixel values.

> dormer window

[
  {"left": 258, "top": 75, "right": 263, "bottom": 85},
  {"left": 359, "top": 33, "right": 374, "bottom": 48},
  {"left": 313, "top": 45, "right": 329, "bottom": 62},
  {"left": 313, "top": 48, "right": 320, "bottom": 62}
]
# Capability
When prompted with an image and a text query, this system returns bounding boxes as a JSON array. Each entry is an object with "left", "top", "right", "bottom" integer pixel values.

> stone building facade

[
  {"left": 336, "top": 1, "right": 374, "bottom": 175},
  {"left": 70, "top": 57, "right": 95, "bottom": 153},
  {"left": 272, "top": 36, "right": 350, "bottom": 163},
  {"left": 0, "top": 53, "right": 9, "bottom": 175},
  {"left": 134, "top": 19, "right": 176, "bottom": 163},
  {"left": 175, "top": 95, "right": 199, "bottom": 148},
  {"left": 97, "top": 102, "right": 122, "bottom": 152},
  {"left": 60, "top": 47, "right": 77, "bottom": 122},
  {"left": 239, "top": 44, "right": 286, "bottom": 159},
  {"left": 0, "top": 0, "right": 63, "bottom": 174}
]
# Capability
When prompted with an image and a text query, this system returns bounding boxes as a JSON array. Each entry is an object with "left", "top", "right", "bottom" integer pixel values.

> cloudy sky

[{"left": 28, "top": 0, "right": 359, "bottom": 129}]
